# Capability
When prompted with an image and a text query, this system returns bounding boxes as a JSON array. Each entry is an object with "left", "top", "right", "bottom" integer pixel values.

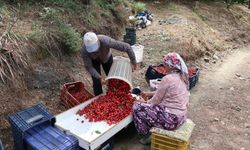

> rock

[
  {"left": 205, "top": 52, "right": 212, "bottom": 56},
  {"left": 213, "top": 54, "right": 219, "bottom": 60},
  {"left": 245, "top": 123, "right": 250, "bottom": 128},
  {"left": 204, "top": 57, "right": 210, "bottom": 62},
  {"left": 231, "top": 106, "right": 241, "bottom": 112},
  {"left": 211, "top": 118, "right": 219, "bottom": 122},
  {"left": 239, "top": 77, "right": 245, "bottom": 80},
  {"left": 233, "top": 45, "right": 238, "bottom": 49},
  {"left": 221, "top": 121, "right": 225, "bottom": 125},
  {"left": 212, "top": 60, "right": 216, "bottom": 64},
  {"left": 214, "top": 118, "right": 219, "bottom": 121},
  {"left": 236, "top": 73, "right": 242, "bottom": 77},
  {"left": 230, "top": 87, "right": 234, "bottom": 91},
  {"left": 0, "top": 22, "right": 4, "bottom": 27}
]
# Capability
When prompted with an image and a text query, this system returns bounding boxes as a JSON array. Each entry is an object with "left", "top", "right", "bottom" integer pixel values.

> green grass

[
  {"left": 167, "top": 3, "right": 179, "bottom": 11},
  {"left": 48, "top": 0, "right": 82, "bottom": 13},
  {"left": 95, "top": 0, "right": 122, "bottom": 9},
  {"left": 192, "top": 8, "right": 208, "bottom": 21},
  {"left": 0, "top": 0, "right": 5, "bottom": 9},
  {"left": 58, "top": 24, "right": 81, "bottom": 55},
  {"left": 132, "top": 2, "right": 146, "bottom": 13}
]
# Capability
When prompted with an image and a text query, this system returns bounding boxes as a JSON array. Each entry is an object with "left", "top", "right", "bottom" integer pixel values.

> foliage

[
  {"left": 0, "top": 19, "right": 28, "bottom": 82},
  {"left": 132, "top": 2, "right": 146, "bottom": 13},
  {"left": 225, "top": 0, "right": 250, "bottom": 8},
  {"left": 95, "top": 0, "right": 123, "bottom": 9},
  {"left": 47, "top": 0, "right": 82, "bottom": 13},
  {"left": 58, "top": 24, "right": 81, "bottom": 55},
  {"left": 29, "top": 19, "right": 81, "bottom": 56}
]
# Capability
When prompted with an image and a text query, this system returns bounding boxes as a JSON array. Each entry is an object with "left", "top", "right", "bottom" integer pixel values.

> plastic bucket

[
  {"left": 131, "top": 44, "right": 144, "bottom": 63},
  {"left": 105, "top": 56, "right": 133, "bottom": 89}
]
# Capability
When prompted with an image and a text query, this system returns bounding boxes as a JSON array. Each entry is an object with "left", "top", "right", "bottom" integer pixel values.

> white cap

[{"left": 83, "top": 32, "right": 99, "bottom": 53}]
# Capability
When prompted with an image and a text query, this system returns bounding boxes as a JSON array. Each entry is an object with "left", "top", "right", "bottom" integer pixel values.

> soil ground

[
  {"left": 113, "top": 46, "right": 250, "bottom": 150},
  {"left": 0, "top": 1, "right": 250, "bottom": 150}
]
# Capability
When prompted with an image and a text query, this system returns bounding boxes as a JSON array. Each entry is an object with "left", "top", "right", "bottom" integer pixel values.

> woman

[{"left": 132, "top": 52, "right": 189, "bottom": 144}]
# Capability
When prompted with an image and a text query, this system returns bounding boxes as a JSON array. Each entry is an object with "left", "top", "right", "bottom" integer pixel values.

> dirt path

[
  {"left": 189, "top": 46, "right": 250, "bottom": 150},
  {"left": 114, "top": 1, "right": 250, "bottom": 149},
  {"left": 1, "top": 1, "right": 249, "bottom": 150},
  {"left": 114, "top": 46, "right": 250, "bottom": 150}
]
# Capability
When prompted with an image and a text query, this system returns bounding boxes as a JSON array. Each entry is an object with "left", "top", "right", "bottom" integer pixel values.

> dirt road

[{"left": 189, "top": 47, "right": 250, "bottom": 150}]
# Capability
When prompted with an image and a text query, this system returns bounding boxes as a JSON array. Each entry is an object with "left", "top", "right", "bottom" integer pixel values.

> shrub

[
  {"left": 132, "top": 2, "right": 146, "bottom": 13},
  {"left": 58, "top": 24, "right": 81, "bottom": 55}
]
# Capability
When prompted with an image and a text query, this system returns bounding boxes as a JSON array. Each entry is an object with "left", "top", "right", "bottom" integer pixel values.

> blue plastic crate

[
  {"left": 24, "top": 122, "right": 78, "bottom": 150},
  {"left": 8, "top": 103, "right": 56, "bottom": 150}
]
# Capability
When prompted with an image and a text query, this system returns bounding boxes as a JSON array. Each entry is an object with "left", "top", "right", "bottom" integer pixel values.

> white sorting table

[{"left": 55, "top": 97, "right": 133, "bottom": 150}]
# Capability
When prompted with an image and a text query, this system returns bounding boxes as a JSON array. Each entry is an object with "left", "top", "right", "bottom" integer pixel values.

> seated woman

[{"left": 132, "top": 52, "right": 190, "bottom": 144}]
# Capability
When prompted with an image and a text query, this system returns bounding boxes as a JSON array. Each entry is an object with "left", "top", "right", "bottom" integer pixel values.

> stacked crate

[{"left": 8, "top": 104, "right": 78, "bottom": 150}]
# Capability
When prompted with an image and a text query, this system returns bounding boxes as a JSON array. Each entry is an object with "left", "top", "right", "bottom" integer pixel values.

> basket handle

[{"left": 26, "top": 114, "right": 44, "bottom": 124}]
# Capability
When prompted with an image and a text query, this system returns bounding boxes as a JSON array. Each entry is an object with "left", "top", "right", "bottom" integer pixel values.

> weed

[
  {"left": 0, "top": 21, "right": 28, "bottom": 82},
  {"left": 0, "top": 0, "right": 5, "bottom": 9},
  {"left": 168, "top": 3, "right": 178, "bottom": 11},
  {"left": 28, "top": 28, "right": 61, "bottom": 59},
  {"left": 95, "top": 0, "right": 112, "bottom": 9},
  {"left": 40, "top": 7, "right": 58, "bottom": 20},
  {"left": 58, "top": 24, "right": 81, "bottom": 55},
  {"left": 132, "top": 2, "right": 146, "bottom": 13},
  {"left": 192, "top": 8, "right": 208, "bottom": 21},
  {"left": 48, "top": 0, "right": 82, "bottom": 13},
  {"left": 82, "top": 9, "right": 98, "bottom": 27}
]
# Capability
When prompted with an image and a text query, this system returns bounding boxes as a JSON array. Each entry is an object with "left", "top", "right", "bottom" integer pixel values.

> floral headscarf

[{"left": 163, "top": 52, "right": 189, "bottom": 88}]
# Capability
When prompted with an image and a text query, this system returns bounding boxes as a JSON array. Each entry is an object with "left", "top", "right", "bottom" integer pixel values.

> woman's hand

[
  {"left": 140, "top": 92, "right": 148, "bottom": 101},
  {"left": 136, "top": 97, "right": 147, "bottom": 103},
  {"left": 140, "top": 91, "right": 155, "bottom": 100}
]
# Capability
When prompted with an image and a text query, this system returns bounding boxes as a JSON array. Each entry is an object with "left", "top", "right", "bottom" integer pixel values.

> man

[{"left": 82, "top": 32, "right": 137, "bottom": 96}]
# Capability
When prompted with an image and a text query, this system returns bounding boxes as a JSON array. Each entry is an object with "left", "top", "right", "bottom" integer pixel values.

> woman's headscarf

[{"left": 163, "top": 52, "right": 189, "bottom": 89}]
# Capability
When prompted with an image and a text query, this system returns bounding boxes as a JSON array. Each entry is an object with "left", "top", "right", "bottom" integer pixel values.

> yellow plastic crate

[{"left": 151, "top": 132, "right": 189, "bottom": 150}]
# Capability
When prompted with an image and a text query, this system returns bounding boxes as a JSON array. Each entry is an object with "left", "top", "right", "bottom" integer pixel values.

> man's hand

[
  {"left": 131, "top": 63, "right": 137, "bottom": 72},
  {"left": 99, "top": 76, "right": 107, "bottom": 85}
]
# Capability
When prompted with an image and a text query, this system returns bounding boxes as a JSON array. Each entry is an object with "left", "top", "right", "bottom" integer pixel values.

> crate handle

[
  {"left": 26, "top": 114, "right": 44, "bottom": 124},
  {"left": 68, "top": 84, "right": 76, "bottom": 88}
]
